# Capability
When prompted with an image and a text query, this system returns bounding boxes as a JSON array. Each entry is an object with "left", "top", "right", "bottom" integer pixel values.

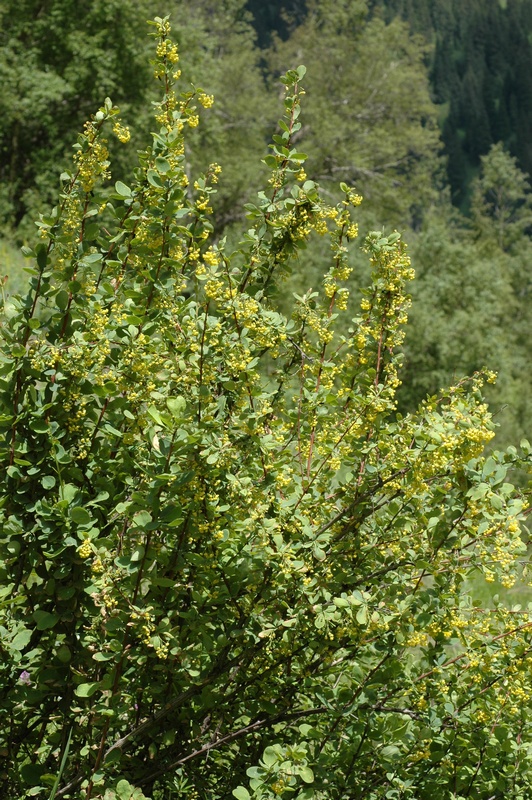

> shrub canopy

[{"left": 1, "top": 17, "right": 532, "bottom": 800}]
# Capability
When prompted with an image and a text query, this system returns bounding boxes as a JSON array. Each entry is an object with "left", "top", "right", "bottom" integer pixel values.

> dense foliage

[
  {"left": 368, "top": 0, "right": 532, "bottom": 206},
  {"left": 1, "top": 19, "right": 532, "bottom": 800},
  {"left": 245, "top": 0, "right": 532, "bottom": 208},
  {"left": 268, "top": 0, "right": 441, "bottom": 230},
  {"left": 4, "top": 0, "right": 532, "bottom": 230},
  {"left": 400, "top": 143, "right": 532, "bottom": 447},
  {"left": 0, "top": 0, "right": 152, "bottom": 230}
]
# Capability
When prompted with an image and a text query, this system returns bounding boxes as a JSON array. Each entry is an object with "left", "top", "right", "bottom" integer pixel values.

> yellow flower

[
  {"left": 78, "top": 539, "right": 92, "bottom": 559},
  {"left": 167, "top": 44, "right": 179, "bottom": 64},
  {"left": 198, "top": 93, "right": 214, "bottom": 108},
  {"left": 113, "top": 121, "right": 131, "bottom": 144}
]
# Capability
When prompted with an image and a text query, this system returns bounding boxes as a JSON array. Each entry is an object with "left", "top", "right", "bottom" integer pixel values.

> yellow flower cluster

[
  {"left": 112, "top": 121, "right": 131, "bottom": 143},
  {"left": 78, "top": 539, "right": 92, "bottom": 559},
  {"left": 204, "top": 278, "right": 224, "bottom": 299},
  {"left": 208, "top": 162, "right": 222, "bottom": 183},
  {"left": 131, "top": 608, "right": 156, "bottom": 647},
  {"left": 347, "top": 223, "right": 358, "bottom": 239},
  {"left": 91, "top": 556, "right": 105, "bottom": 574},
  {"left": 73, "top": 121, "right": 110, "bottom": 192},
  {"left": 348, "top": 191, "right": 363, "bottom": 206},
  {"left": 74, "top": 434, "right": 92, "bottom": 462},
  {"left": 119, "top": 333, "right": 162, "bottom": 406},
  {"left": 195, "top": 194, "right": 211, "bottom": 211},
  {"left": 203, "top": 247, "right": 219, "bottom": 267},
  {"left": 156, "top": 39, "right": 179, "bottom": 64},
  {"left": 198, "top": 93, "right": 214, "bottom": 108},
  {"left": 405, "top": 631, "right": 429, "bottom": 648}
]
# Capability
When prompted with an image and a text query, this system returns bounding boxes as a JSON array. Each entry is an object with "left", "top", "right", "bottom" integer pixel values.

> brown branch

[{"left": 137, "top": 706, "right": 326, "bottom": 786}]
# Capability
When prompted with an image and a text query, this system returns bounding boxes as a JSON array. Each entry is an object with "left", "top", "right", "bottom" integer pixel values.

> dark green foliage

[
  {"left": 370, "top": 0, "right": 532, "bottom": 205},
  {"left": 0, "top": 0, "right": 152, "bottom": 231},
  {"left": 245, "top": 0, "right": 308, "bottom": 46},
  {"left": 401, "top": 143, "right": 532, "bottom": 448},
  {"left": 268, "top": 0, "right": 442, "bottom": 231}
]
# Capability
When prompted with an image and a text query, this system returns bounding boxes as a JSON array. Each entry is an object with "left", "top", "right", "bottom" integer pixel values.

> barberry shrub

[{"left": 1, "top": 17, "right": 532, "bottom": 800}]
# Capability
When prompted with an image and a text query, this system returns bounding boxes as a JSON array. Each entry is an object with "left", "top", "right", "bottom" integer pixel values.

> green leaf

[
  {"left": 313, "top": 545, "right": 326, "bottom": 561},
  {"left": 333, "top": 597, "right": 349, "bottom": 608},
  {"left": 116, "top": 779, "right": 134, "bottom": 799},
  {"left": 103, "top": 747, "right": 122, "bottom": 765},
  {"left": 102, "top": 424, "right": 123, "bottom": 437},
  {"left": 70, "top": 507, "right": 92, "bottom": 525},
  {"left": 11, "top": 629, "right": 32, "bottom": 650},
  {"left": 161, "top": 505, "right": 183, "bottom": 525},
  {"left": 36, "top": 245, "right": 48, "bottom": 270},
  {"left": 262, "top": 155, "right": 278, "bottom": 169},
  {"left": 33, "top": 610, "right": 60, "bottom": 630},
  {"left": 155, "top": 157, "right": 171, "bottom": 173},
  {"left": 299, "top": 766, "right": 314, "bottom": 783},
  {"left": 147, "top": 169, "right": 164, "bottom": 188},
  {"left": 262, "top": 746, "right": 278, "bottom": 767},
  {"left": 56, "top": 645, "right": 71, "bottom": 663},
  {"left": 83, "top": 252, "right": 103, "bottom": 264},
  {"left": 356, "top": 607, "right": 368, "bottom": 625},
  {"left": 131, "top": 546, "right": 145, "bottom": 562},
  {"left": 381, "top": 745, "right": 401, "bottom": 760},
  {"left": 56, "top": 290, "right": 69, "bottom": 310},
  {"left": 166, "top": 396, "right": 186, "bottom": 418},
  {"left": 115, "top": 181, "right": 132, "bottom": 197},
  {"left": 74, "top": 682, "right": 100, "bottom": 698},
  {"left": 132, "top": 511, "right": 152, "bottom": 529},
  {"left": 60, "top": 484, "right": 77, "bottom": 503},
  {"left": 147, "top": 406, "right": 170, "bottom": 428},
  {"left": 20, "top": 763, "right": 45, "bottom": 786},
  {"left": 232, "top": 788, "right": 250, "bottom": 800},
  {"left": 30, "top": 418, "right": 49, "bottom": 434}
]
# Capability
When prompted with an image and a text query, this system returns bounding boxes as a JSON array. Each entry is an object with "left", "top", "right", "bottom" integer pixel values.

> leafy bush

[{"left": 1, "top": 17, "right": 531, "bottom": 800}]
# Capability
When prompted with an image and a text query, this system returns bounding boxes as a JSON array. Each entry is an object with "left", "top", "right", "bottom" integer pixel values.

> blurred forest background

[{"left": 1, "top": 0, "right": 531, "bottom": 452}]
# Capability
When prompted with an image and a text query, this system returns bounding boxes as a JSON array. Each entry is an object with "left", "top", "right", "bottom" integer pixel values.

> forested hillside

[
  {"left": 368, "top": 0, "right": 532, "bottom": 208},
  {"left": 247, "top": 0, "right": 532, "bottom": 208}
]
